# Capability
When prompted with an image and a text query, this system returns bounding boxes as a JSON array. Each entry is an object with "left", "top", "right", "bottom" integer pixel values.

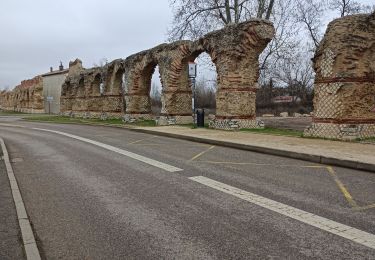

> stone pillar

[
  {"left": 203, "top": 19, "right": 275, "bottom": 130},
  {"left": 123, "top": 54, "right": 154, "bottom": 122},
  {"left": 304, "top": 14, "right": 375, "bottom": 140},
  {"left": 157, "top": 42, "right": 194, "bottom": 125}
]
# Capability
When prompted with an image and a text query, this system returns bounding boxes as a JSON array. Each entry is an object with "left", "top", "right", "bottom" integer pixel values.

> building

[{"left": 41, "top": 62, "right": 69, "bottom": 114}]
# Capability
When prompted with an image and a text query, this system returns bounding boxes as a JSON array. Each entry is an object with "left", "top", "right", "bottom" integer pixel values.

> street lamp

[{"left": 188, "top": 62, "right": 197, "bottom": 127}]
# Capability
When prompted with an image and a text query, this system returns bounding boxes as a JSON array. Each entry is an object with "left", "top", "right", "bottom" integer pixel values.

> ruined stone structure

[
  {"left": 0, "top": 76, "right": 44, "bottom": 113},
  {"left": 60, "top": 59, "right": 124, "bottom": 119},
  {"left": 60, "top": 19, "right": 275, "bottom": 128},
  {"left": 305, "top": 13, "right": 375, "bottom": 140}
]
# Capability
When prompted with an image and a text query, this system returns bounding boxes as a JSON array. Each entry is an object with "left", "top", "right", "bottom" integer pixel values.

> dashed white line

[
  {"left": 32, "top": 128, "right": 183, "bottom": 172},
  {"left": 189, "top": 176, "right": 375, "bottom": 250}
]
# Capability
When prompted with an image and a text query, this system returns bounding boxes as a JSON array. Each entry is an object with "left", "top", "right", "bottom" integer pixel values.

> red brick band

[
  {"left": 160, "top": 113, "right": 192, "bottom": 116},
  {"left": 218, "top": 87, "right": 257, "bottom": 92},
  {"left": 315, "top": 76, "right": 375, "bottom": 84},
  {"left": 124, "top": 93, "right": 149, "bottom": 96},
  {"left": 66, "top": 110, "right": 122, "bottom": 113},
  {"left": 215, "top": 115, "right": 256, "bottom": 120},
  {"left": 125, "top": 111, "right": 151, "bottom": 115},
  {"left": 313, "top": 118, "right": 375, "bottom": 124},
  {"left": 62, "top": 95, "right": 122, "bottom": 99},
  {"left": 163, "top": 90, "right": 191, "bottom": 94}
]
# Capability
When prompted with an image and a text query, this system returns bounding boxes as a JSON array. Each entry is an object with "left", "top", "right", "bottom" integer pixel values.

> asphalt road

[{"left": 0, "top": 119, "right": 375, "bottom": 259}]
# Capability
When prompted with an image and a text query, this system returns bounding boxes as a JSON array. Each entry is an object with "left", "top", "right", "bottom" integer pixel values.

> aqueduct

[
  {"left": 1, "top": 14, "right": 375, "bottom": 138},
  {"left": 60, "top": 19, "right": 276, "bottom": 129}
]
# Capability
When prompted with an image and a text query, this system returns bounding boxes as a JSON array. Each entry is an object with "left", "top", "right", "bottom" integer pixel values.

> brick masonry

[
  {"left": 1, "top": 19, "right": 275, "bottom": 130},
  {"left": 304, "top": 13, "right": 375, "bottom": 140}
]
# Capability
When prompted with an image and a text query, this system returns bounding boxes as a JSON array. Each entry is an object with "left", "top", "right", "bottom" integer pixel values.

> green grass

[
  {"left": 359, "top": 137, "right": 375, "bottom": 143},
  {"left": 23, "top": 115, "right": 156, "bottom": 127},
  {"left": 0, "top": 110, "right": 29, "bottom": 115},
  {"left": 240, "top": 127, "right": 303, "bottom": 137}
]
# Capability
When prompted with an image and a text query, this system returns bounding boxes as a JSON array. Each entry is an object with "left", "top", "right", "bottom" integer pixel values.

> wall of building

[{"left": 42, "top": 71, "right": 68, "bottom": 114}]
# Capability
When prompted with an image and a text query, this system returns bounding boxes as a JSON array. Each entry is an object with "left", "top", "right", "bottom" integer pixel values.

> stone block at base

[
  {"left": 304, "top": 122, "right": 375, "bottom": 140},
  {"left": 209, "top": 118, "right": 264, "bottom": 130},
  {"left": 123, "top": 113, "right": 153, "bottom": 123},
  {"left": 157, "top": 115, "right": 193, "bottom": 126}
]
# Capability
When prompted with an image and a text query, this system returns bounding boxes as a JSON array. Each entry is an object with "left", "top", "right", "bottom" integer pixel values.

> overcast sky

[
  {"left": 0, "top": 0, "right": 373, "bottom": 90},
  {"left": 0, "top": 0, "right": 172, "bottom": 89}
]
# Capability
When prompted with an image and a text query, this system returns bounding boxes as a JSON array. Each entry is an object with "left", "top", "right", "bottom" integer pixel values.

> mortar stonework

[
  {"left": 1, "top": 20, "right": 274, "bottom": 129},
  {"left": 60, "top": 19, "right": 275, "bottom": 128},
  {"left": 0, "top": 76, "right": 44, "bottom": 113},
  {"left": 305, "top": 13, "right": 375, "bottom": 140}
]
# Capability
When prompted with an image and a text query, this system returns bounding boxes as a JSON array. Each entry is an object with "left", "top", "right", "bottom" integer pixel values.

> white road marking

[
  {"left": 0, "top": 123, "right": 25, "bottom": 128},
  {"left": 189, "top": 176, "right": 375, "bottom": 250},
  {"left": 32, "top": 128, "right": 183, "bottom": 172},
  {"left": 0, "top": 138, "right": 42, "bottom": 260}
]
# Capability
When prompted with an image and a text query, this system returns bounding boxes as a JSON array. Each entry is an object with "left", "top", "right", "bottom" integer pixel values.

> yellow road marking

[
  {"left": 189, "top": 146, "right": 215, "bottom": 161},
  {"left": 0, "top": 124, "right": 25, "bottom": 128},
  {"left": 128, "top": 136, "right": 157, "bottom": 145},
  {"left": 354, "top": 203, "right": 375, "bottom": 211},
  {"left": 326, "top": 166, "right": 358, "bottom": 208},
  {"left": 134, "top": 144, "right": 208, "bottom": 147},
  {"left": 196, "top": 160, "right": 324, "bottom": 169}
]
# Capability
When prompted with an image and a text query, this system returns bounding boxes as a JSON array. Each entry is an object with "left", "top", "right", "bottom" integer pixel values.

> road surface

[{"left": 0, "top": 118, "right": 374, "bottom": 259}]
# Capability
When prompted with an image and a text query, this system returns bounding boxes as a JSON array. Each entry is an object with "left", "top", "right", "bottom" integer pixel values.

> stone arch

[
  {"left": 123, "top": 53, "right": 158, "bottom": 121},
  {"left": 77, "top": 77, "right": 85, "bottom": 97},
  {"left": 63, "top": 80, "right": 73, "bottom": 112},
  {"left": 91, "top": 73, "right": 102, "bottom": 96},
  {"left": 113, "top": 67, "right": 125, "bottom": 95}
]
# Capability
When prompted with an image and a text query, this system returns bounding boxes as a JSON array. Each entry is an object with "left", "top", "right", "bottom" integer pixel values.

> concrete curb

[
  {"left": 0, "top": 138, "right": 41, "bottom": 260},
  {"left": 131, "top": 128, "right": 375, "bottom": 173},
  {"left": 17, "top": 120, "right": 375, "bottom": 173}
]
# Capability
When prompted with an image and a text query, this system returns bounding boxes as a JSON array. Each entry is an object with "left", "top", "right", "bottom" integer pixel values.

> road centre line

[
  {"left": 189, "top": 176, "right": 375, "bottom": 250},
  {"left": 326, "top": 166, "right": 358, "bottom": 208},
  {"left": 128, "top": 135, "right": 157, "bottom": 145},
  {"left": 32, "top": 128, "right": 183, "bottom": 173},
  {"left": 189, "top": 146, "right": 215, "bottom": 161}
]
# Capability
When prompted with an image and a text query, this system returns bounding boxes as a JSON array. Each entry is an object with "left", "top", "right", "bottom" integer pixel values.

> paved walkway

[{"left": 134, "top": 126, "right": 375, "bottom": 172}]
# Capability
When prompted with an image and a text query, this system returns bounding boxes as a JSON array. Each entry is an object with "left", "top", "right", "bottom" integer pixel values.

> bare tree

[
  {"left": 296, "top": 0, "right": 326, "bottom": 51},
  {"left": 328, "top": 0, "right": 373, "bottom": 17},
  {"left": 168, "top": 0, "right": 276, "bottom": 40}
]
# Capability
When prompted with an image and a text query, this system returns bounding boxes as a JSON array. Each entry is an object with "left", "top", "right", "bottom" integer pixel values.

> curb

[
  {"left": 0, "top": 138, "right": 41, "bottom": 260},
  {"left": 130, "top": 128, "right": 375, "bottom": 173},
  {"left": 17, "top": 120, "right": 375, "bottom": 173}
]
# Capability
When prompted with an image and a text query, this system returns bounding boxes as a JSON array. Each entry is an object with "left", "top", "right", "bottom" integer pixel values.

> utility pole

[{"left": 188, "top": 62, "right": 197, "bottom": 127}]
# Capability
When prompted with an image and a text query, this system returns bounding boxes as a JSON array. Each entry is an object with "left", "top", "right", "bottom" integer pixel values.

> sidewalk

[
  {"left": 0, "top": 144, "right": 24, "bottom": 259},
  {"left": 133, "top": 126, "right": 375, "bottom": 173}
]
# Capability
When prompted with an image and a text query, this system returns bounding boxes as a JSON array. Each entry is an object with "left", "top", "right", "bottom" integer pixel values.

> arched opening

[
  {"left": 190, "top": 52, "right": 217, "bottom": 122},
  {"left": 150, "top": 65, "right": 162, "bottom": 116},
  {"left": 136, "top": 61, "right": 158, "bottom": 117},
  {"left": 77, "top": 78, "right": 85, "bottom": 97},
  {"left": 91, "top": 74, "right": 101, "bottom": 96},
  {"left": 113, "top": 68, "right": 125, "bottom": 95},
  {"left": 65, "top": 81, "right": 73, "bottom": 110}
]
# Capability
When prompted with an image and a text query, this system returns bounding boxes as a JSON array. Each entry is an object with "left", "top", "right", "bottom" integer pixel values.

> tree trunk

[
  {"left": 225, "top": 0, "right": 232, "bottom": 23},
  {"left": 265, "top": 0, "right": 275, "bottom": 20}
]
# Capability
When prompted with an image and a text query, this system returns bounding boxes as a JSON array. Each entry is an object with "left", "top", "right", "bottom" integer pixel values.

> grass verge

[
  {"left": 240, "top": 127, "right": 303, "bottom": 137},
  {"left": 0, "top": 110, "right": 29, "bottom": 116},
  {"left": 23, "top": 115, "right": 156, "bottom": 127}
]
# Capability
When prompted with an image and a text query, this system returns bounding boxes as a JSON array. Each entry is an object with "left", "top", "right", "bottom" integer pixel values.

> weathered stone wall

[
  {"left": 305, "top": 13, "right": 375, "bottom": 140},
  {"left": 0, "top": 76, "right": 44, "bottom": 113},
  {"left": 61, "top": 59, "right": 124, "bottom": 119},
  {"left": 1, "top": 19, "right": 274, "bottom": 128},
  {"left": 122, "top": 19, "right": 275, "bottom": 127}
]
